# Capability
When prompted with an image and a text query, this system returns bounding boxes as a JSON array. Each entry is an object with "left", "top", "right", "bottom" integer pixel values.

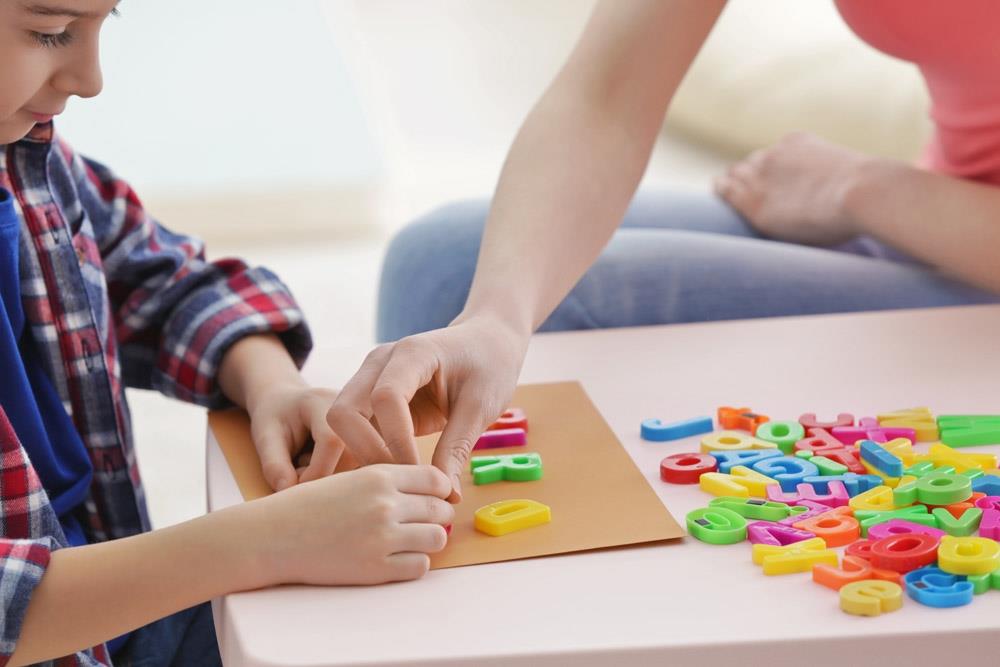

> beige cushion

[{"left": 668, "top": 0, "right": 932, "bottom": 161}]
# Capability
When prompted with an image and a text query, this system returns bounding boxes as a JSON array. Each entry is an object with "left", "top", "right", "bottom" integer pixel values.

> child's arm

[
  {"left": 9, "top": 464, "right": 452, "bottom": 665},
  {"left": 64, "top": 136, "right": 312, "bottom": 408},
  {"left": 217, "top": 333, "right": 348, "bottom": 490},
  {"left": 63, "top": 138, "right": 331, "bottom": 488}
]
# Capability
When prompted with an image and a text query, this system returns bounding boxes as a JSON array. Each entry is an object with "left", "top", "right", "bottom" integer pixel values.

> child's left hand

[
  {"left": 218, "top": 335, "right": 357, "bottom": 492},
  {"left": 246, "top": 381, "right": 351, "bottom": 492}
]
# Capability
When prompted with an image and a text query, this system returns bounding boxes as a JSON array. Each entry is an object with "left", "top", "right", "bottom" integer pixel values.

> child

[{"left": 0, "top": 2, "right": 453, "bottom": 665}]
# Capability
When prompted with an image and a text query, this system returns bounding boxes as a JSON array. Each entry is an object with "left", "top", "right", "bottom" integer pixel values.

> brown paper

[{"left": 209, "top": 381, "right": 684, "bottom": 569}]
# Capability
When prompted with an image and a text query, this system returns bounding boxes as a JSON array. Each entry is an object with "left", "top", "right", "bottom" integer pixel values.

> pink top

[{"left": 836, "top": 0, "right": 1000, "bottom": 185}]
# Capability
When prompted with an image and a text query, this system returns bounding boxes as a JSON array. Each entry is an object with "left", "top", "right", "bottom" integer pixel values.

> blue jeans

[
  {"left": 376, "top": 190, "right": 1000, "bottom": 342},
  {"left": 112, "top": 602, "right": 221, "bottom": 667}
]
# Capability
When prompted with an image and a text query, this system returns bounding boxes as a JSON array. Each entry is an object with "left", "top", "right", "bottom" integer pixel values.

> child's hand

[
  {"left": 246, "top": 381, "right": 350, "bottom": 492},
  {"left": 249, "top": 464, "right": 454, "bottom": 586},
  {"left": 218, "top": 335, "right": 351, "bottom": 492}
]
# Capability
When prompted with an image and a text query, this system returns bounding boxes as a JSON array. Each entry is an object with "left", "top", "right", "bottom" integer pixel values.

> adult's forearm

[
  {"left": 846, "top": 159, "right": 1000, "bottom": 293},
  {"left": 456, "top": 0, "right": 726, "bottom": 334},
  {"left": 458, "top": 94, "right": 658, "bottom": 335},
  {"left": 11, "top": 505, "right": 262, "bottom": 665}
]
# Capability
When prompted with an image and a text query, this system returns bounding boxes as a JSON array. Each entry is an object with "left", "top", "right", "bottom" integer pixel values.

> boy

[{"left": 0, "top": 2, "right": 453, "bottom": 664}]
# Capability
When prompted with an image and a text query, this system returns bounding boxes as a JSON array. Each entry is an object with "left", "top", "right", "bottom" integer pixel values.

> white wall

[{"left": 56, "top": 1, "right": 382, "bottom": 241}]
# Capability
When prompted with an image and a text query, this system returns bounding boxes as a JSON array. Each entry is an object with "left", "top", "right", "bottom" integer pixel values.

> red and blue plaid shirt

[{"left": 0, "top": 123, "right": 312, "bottom": 665}]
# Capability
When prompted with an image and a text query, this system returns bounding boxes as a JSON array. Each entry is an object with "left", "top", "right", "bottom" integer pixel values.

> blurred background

[{"left": 65, "top": 0, "right": 930, "bottom": 528}]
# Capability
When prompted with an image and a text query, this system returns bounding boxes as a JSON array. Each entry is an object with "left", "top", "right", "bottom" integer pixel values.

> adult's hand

[
  {"left": 713, "top": 132, "right": 870, "bottom": 247},
  {"left": 303, "top": 314, "right": 529, "bottom": 501}
]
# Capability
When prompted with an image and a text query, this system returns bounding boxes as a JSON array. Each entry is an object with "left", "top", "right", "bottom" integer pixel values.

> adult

[{"left": 311, "top": 0, "right": 1000, "bottom": 500}]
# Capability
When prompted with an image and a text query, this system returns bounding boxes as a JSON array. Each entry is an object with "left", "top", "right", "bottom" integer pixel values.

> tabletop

[{"left": 207, "top": 305, "right": 1000, "bottom": 666}]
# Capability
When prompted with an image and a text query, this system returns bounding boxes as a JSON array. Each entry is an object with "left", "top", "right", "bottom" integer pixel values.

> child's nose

[{"left": 52, "top": 45, "right": 104, "bottom": 100}]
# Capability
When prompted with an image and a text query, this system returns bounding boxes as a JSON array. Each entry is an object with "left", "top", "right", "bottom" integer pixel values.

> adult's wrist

[
  {"left": 451, "top": 303, "right": 533, "bottom": 343},
  {"left": 450, "top": 311, "right": 533, "bottom": 363},
  {"left": 839, "top": 156, "right": 905, "bottom": 235}
]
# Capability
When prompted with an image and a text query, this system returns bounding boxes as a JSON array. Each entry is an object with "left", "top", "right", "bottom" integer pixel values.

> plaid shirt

[{"left": 0, "top": 123, "right": 312, "bottom": 665}]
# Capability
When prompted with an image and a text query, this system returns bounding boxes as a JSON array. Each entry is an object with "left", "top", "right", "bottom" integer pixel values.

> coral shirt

[{"left": 836, "top": 0, "right": 1000, "bottom": 185}]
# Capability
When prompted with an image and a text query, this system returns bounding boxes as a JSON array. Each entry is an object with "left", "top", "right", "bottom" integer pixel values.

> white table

[{"left": 208, "top": 305, "right": 1000, "bottom": 666}]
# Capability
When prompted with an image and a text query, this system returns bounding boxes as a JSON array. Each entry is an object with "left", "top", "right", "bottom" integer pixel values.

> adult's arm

[
  {"left": 713, "top": 131, "right": 1000, "bottom": 294},
  {"left": 321, "top": 0, "right": 727, "bottom": 499},
  {"left": 460, "top": 0, "right": 726, "bottom": 333},
  {"left": 847, "top": 160, "right": 1000, "bottom": 293}
]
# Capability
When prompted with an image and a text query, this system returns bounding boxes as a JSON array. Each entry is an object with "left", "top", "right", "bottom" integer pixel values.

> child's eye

[{"left": 31, "top": 31, "right": 74, "bottom": 48}]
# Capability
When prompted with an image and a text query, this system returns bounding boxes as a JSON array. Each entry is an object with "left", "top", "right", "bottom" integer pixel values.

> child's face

[{"left": 0, "top": 1, "right": 118, "bottom": 144}]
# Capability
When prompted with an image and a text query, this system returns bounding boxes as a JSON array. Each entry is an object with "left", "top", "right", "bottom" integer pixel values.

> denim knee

[{"left": 376, "top": 200, "right": 488, "bottom": 342}]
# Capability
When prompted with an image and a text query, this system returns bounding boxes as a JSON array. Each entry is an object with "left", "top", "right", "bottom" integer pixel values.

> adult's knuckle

[
  {"left": 393, "top": 335, "right": 425, "bottom": 358},
  {"left": 364, "top": 343, "right": 394, "bottom": 363},
  {"left": 261, "top": 460, "right": 287, "bottom": 478},
  {"left": 448, "top": 441, "right": 473, "bottom": 468},
  {"left": 369, "top": 383, "right": 399, "bottom": 408},
  {"left": 325, "top": 403, "right": 352, "bottom": 428}
]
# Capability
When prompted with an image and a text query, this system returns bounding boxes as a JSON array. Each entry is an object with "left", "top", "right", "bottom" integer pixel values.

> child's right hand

[{"left": 246, "top": 464, "right": 454, "bottom": 586}]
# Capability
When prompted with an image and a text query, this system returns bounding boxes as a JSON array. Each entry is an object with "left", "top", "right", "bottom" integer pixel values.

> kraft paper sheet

[{"left": 208, "top": 381, "right": 684, "bottom": 569}]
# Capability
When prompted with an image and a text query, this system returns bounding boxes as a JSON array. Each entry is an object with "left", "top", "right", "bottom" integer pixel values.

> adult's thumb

[{"left": 431, "top": 395, "right": 487, "bottom": 503}]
